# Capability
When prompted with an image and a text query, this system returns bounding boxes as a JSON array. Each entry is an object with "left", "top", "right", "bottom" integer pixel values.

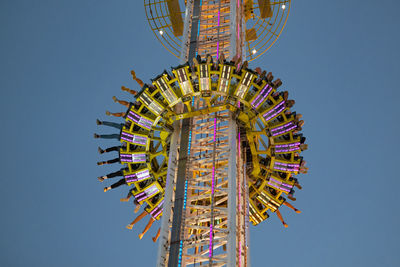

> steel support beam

[
  {"left": 227, "top": 114, "right": 238, "bottom": 267},
  {"left": 168, "top": 2, "right": 202, "bottom": 266},
  {"left": 168, "top": 118, "right": 191, "bottom": 267},
  {"left": 157, "top": 122, "right": 180, "bottom": 267},
  {"left": 158, "top": 1, "right": 250, "bottom": 266},
  {"left": 229, "top": 0, "right": 238, "bottom": 59}
]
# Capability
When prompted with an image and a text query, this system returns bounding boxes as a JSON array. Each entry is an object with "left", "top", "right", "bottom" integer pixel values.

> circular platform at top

[{"left": 144, "top": 0, "right": 291, "bottom": 61}]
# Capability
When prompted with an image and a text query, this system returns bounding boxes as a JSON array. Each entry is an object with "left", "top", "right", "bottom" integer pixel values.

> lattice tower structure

[
  {"left": 94, "top": 1, "right": 306, "bottom": 267},
  {"left": 157, "top": 1, "right": 249, "bottom": 266}
]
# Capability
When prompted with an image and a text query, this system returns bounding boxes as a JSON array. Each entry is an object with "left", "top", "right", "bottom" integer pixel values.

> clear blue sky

[{"left": 0, "top": 1, "right": 399, "bottom": 266}]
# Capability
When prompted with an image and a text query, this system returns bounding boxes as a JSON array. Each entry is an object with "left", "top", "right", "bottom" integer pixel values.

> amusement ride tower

[{"left": 96, "top": 1, "right": 307, "bottom": 266}]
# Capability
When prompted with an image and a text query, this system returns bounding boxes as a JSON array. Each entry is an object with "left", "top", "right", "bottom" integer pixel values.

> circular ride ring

[{"left": 103, "top": 57, "right": 307, "bottom": 229}]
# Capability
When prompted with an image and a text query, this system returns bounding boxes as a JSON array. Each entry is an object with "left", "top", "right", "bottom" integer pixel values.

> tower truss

[{"left": 95, "top": 1, "right": 308, "bottom": 267}]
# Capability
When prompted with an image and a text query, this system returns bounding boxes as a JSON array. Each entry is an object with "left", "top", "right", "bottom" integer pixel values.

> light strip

[
  {"left": 136, "top": 184, "right": 160, "bottom": 202},
  {"left": 272, "top": 123, "right": 297, "bottom": 136},
  {"left": 251, "top": 84, "right": 273, "bottom": 109},
  {"left": 238, "top": 128, "right": 242, "bottom": 267},
  {"left": 209, "top": 116, "right": 217, "bottom": 258},
  {"left": 121, "top": 132, "right": 148, "bottom": 145},
  {"left": 275, "top": 142, "right": 301, "bottom": 148},
  {"left": 178, "top": 97, "right": 194, "bottom": 266},
  {"left": 263, "top": 101, "right": 285, "bottom": 122},
  {"left": 127, "top": 111, "right": 153, "bottom": 130},
  {"left": 216, "top": 4, "right": 221, "bottom": 59},
  {"left": 268, "top": 177, "right": 292, "bottom": 193},
  {"left": 125, "top": 169, "right": 151, "bottom": 183}
]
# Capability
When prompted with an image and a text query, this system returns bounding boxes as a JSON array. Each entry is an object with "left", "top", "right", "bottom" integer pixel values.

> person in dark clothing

[
  {"left": 98, "top": 167, "right": 128, "bottom": 182},
  {"left": 98, "top": 145, "right": 121, "bottom": 154},
  {"left": 94, "top": 120, "right": 131, "bottom": 140},
  {"left": 98, "top": 167, "right": 132, "bottom": 192},
  {"left": 97, "top": 143, "right": 130, "bottom": 165},
  {"left": 97, "top": 157, "right": 120, "bottom": 165},
  {"left": 96, "top": 119, "right": 124, "bottom": 129},
  {"left": 93, "top": 133, "right": 120, "bottom": 140}
]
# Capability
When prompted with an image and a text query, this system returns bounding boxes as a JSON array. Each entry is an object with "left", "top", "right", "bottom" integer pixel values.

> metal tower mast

[
  {"left": 157, "top": 1, "right": 249, "bottom": 266},
  {"left": 95, "top": 2, "right": 306, "bottom": 267}
]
